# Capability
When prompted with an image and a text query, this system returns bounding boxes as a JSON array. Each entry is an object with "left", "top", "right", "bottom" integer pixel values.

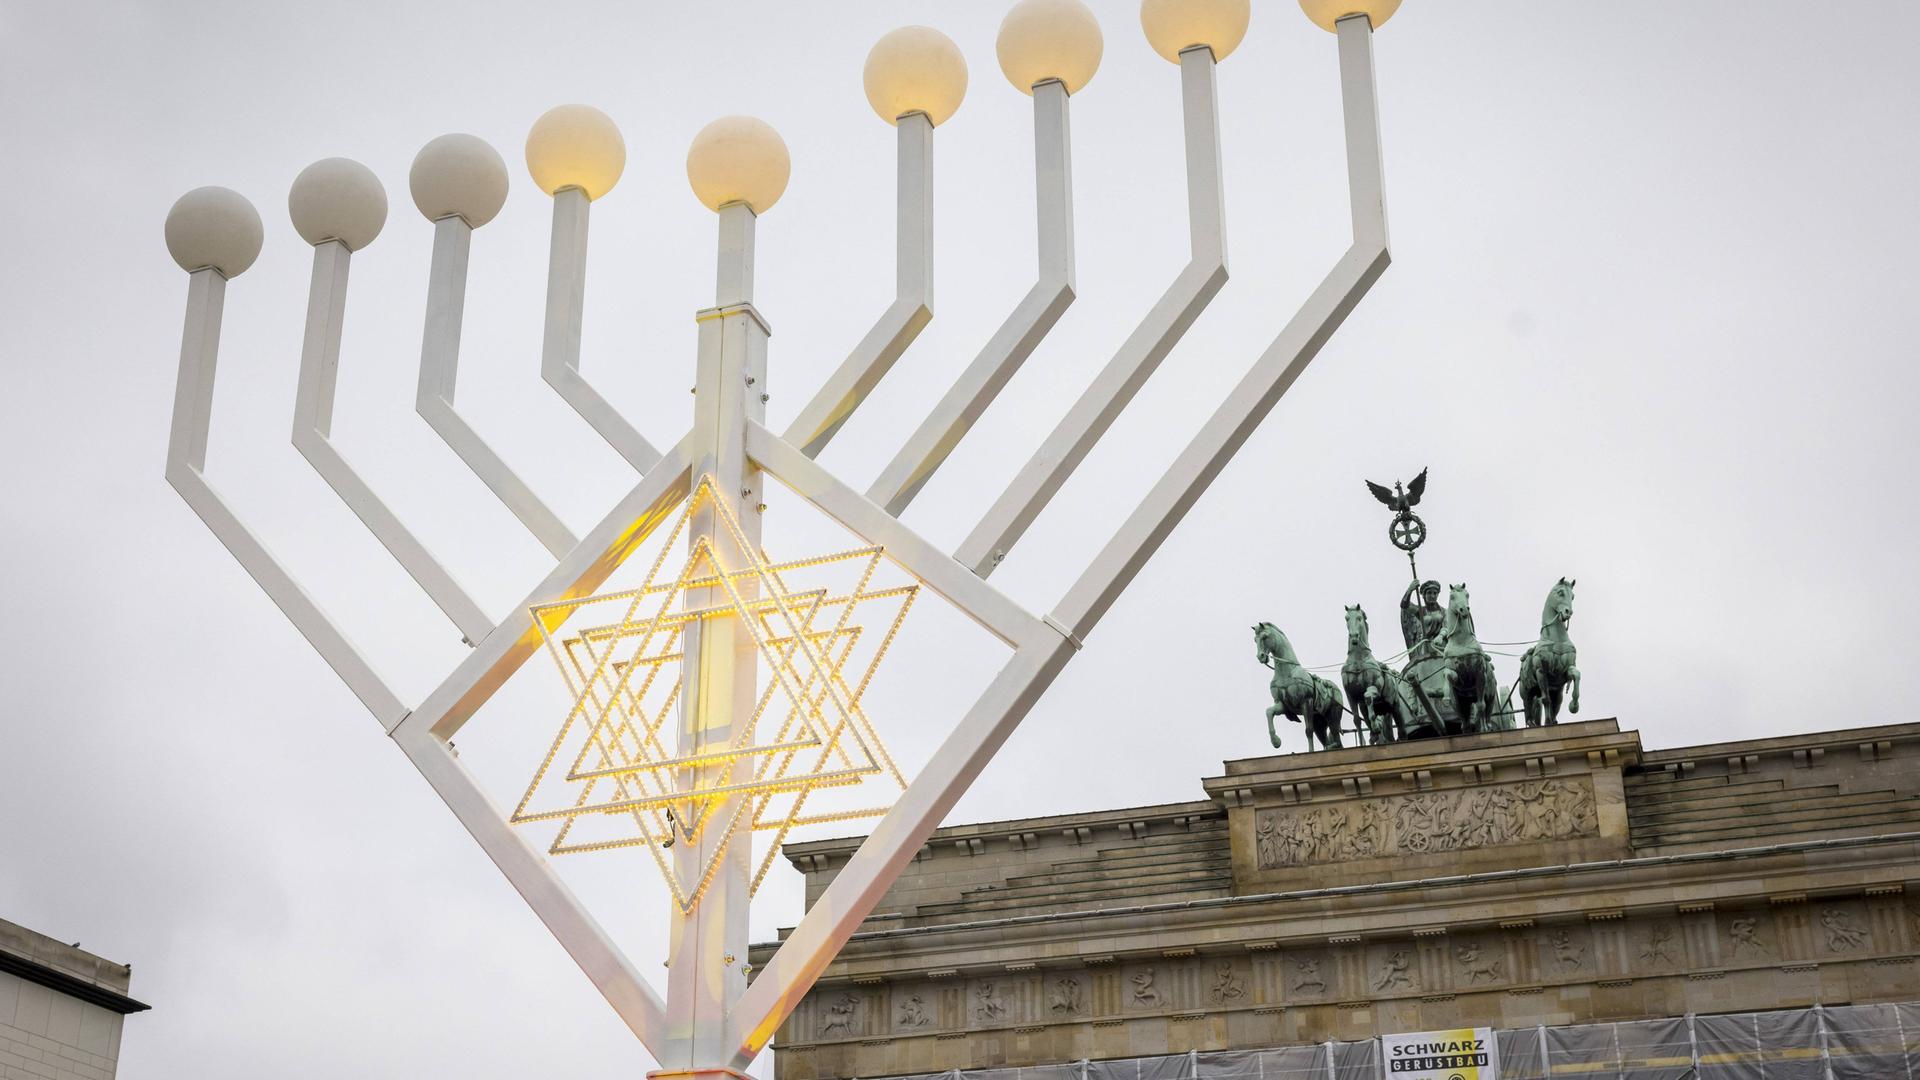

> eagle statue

[{"left": 1365, "top": 467, "right": 1427, "bottom": 515}]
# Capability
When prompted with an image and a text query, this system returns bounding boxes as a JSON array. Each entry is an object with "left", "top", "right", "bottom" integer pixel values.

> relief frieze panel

[{"left": 1254, "top": 778, "right": 1599, "bottom": 869}]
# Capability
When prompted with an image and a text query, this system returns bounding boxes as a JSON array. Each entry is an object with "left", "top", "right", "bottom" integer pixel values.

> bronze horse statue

[
  {"left": 1436, "top": 584, "right": 1503, "bottom": 732},
  {"left": 1254, "top": 621, "right": 1345, "bottom": 751},
  {"left": 1516, "top": 577, "right": 1581, "bottom": 726},
  {"left": 1340, "top": 605, "right": 1434, "bottom": 743}
]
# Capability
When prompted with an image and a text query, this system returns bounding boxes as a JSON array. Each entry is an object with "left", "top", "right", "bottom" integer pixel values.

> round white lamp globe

[
  {"left": 288, "top": 157, "right": 388, "bottom": 251},
  {"left": 864, "top": 26, "right": 969, "bottom": 126},
  {"left": 410, "top": 133, "right": 510, "bottom": 227},
  {"left": 165, "top": 186, "right": 264, "bottom": 278},
  {"left": 1299, "top": 0, "right": 1400, "bottom": 33},
  {"left": 1140, "top": 0, "right": 1251, "bottom": 63},
  {"left": 525, "top": 104, "right": 626, "bottom": 200},
  {"left": 997, "top": 0, "right": 1104, "bottom": 95},
  {"left": 686, "top": 116, "right": 791, "bottom": 215}
]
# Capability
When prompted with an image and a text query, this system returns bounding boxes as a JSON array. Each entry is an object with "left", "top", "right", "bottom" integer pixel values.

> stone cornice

[{"left": 753, "top": 830, "right": 1920, "bottom": 977}]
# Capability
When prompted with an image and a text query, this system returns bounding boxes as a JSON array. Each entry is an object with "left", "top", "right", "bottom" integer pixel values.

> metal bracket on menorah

[{"left": 159, "top": 0, "right": 1396, "bottom": 1073}]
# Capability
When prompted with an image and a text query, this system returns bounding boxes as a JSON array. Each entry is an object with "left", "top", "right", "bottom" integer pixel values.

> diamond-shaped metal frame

[{"left": 510, "top": 478, "right": 917, "bottom": 911}]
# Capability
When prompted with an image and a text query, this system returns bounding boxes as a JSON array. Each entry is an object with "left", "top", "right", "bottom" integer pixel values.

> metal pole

[{"left": 662, "top": 200, "right": 768, "bottom": 1077}]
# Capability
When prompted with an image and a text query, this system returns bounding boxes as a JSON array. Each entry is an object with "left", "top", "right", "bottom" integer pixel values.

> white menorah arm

[
  {"left": 540, "top": 188, "right": 663, "bottom": 473},
  {"left": 417, "top": 215, "right": 579, "bottom": 558},
  {"left": 165, "top": 268, "right": 410, "bottom": 727},
  {"left": 392, "top": 720, "right": 673, "bottom": 1054},
  {"left": 290, "top": 239, "right": 495, "bottom": 644},
  {"left": 782, "top": 113, "right": 934, "bottom": 459},
  {"left": 1054, "top": 13, "right": 1389, "bottom": 642},
  {"left": 865, "top": 79, "right": 1076, "bottom": 516},
  {"left": 958, "top": 45, "right": 1229, "bottom": 578}
]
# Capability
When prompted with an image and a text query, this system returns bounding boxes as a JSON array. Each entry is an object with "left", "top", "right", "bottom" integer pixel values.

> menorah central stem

[{"left": 664, "top": 201, "right": 769, "bottom": 1071}]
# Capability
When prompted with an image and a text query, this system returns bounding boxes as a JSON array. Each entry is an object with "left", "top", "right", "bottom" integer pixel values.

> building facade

[
  {"left": 752, "top": 719, "right": 1920, "bottom": 1078},
  {"left": 0, "top": 919, "right": 144, "bottom": 1078}
]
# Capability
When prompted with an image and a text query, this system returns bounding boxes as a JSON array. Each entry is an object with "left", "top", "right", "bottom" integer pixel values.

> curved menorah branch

[
  {"left": 541, "top": 188, "right": 663, "bottom": 473},
  {"left": 866, "top": 79, "right": 1076, "bottom": 516},
  {"left": 165, "top": 268, "right": 409, "bottom": 726},
  {"left": 417, "top": 215, "right": 579, "bottom": 558},
  {"left": 1054, "top": 14, "right": 1390, "bottom": 642},
  {"left": 291, "top": 239, "right": 495, "bottom": 644},
  {"left": 783, "top": 113, "right": 934, "bottom": 459},
  {"left": 959, "top": 46, "right": 1230, "bottom": 578}
]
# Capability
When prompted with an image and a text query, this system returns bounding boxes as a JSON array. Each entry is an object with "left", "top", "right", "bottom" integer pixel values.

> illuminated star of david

[{"left": 510, "top": 479, "right": 915, "bottom": 910}]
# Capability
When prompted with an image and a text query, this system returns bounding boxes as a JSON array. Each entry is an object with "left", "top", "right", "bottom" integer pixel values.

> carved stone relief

[
  {"left": 1254, "top": 779, "right": 1599, "bottom": 868},
  {"left": 821, "top": 993, "right": 860, "bottom": 1037},
  {"left": 1454, "top": 940, "right": 1503, "bottom": 984},
  {"left": 1208, "top": 962, "right": 1245, "bottom": 1004},
  {"left": 972, "top": 981, "right": 1007, "bottom": 1023},
  {"left": 1288, "top": 952, "right": 1330, "bottom": 997},
  {"left": 1638, "top": 921, "right": 1680, "bottom": 968},
  {"left": 1821, "top": 907, "right": 1870, "bottom": 953},
  {"left": 1127, "top": 966, "right": 1164, "bottom": 1008},
  {"left": 896, "top": 992, "right": 932, "bottom": 1030},
  {"left": 1727, "top": 916, "right": 1771, "bottom": 959},
  {"left": 1048, "top": 975, "right": 1084, "bottom": 1015},
  {"left": 1371, "top": 947, "right": 1415, "bottom": 993},
  {"left": 1547, "top": 928, "right": 1589, "bottom": 973}
]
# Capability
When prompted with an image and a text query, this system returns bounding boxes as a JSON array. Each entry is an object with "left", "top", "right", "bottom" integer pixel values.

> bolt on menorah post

[{"left": 159, "top": 0, "right": 1398, "bottom": 1072}]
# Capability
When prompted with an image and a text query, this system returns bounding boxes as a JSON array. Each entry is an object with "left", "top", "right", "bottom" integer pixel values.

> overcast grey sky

[{"left": 3, "top": 2, "right": 1918, "bottom": 1077}]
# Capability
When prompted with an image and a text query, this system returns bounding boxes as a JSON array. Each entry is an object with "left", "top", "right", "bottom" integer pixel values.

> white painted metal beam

[
  {"left": 291, "top": 239, "right": 494, "bottom": 643},
  {"left": 165, "top": 268, "right": 409, "bottom": 727},
  {"left": 417, "top": 215, "right": 579, "bottom": 558},
  {"left": 722, "top": 633, "right": 1077, "bottom": 1070},
  {"left": 392, "top": 435, "right": 693, "bottom": 741},
  {"left": 666, "top": 201, "right": 764, "bottom": 1071},
  {"left": 958, "top": 47, "right": 1230, "bottom": 578},
  {"left": 541, "top": 188, "right": 663, "bottom": 473},
  {"left": 1052, "top": 14, "right": 1390, "bottom": 642},
  {"left": 393, "top": 723, "right": 673, "bottom": 1058},
  {"left": 747, "top": 422, "right": 1045, "bottom": 649},
  {"left": 783, "top": 113, "right": 934, "bottom": 459},
  {"left": 865, "top": 80, "right": 1076, "bottom": 516}
]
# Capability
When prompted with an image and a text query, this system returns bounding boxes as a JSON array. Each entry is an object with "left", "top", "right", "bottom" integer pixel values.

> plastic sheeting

[{"left": 871, "top": 1001, "right": 1920, "bottom": 1080}]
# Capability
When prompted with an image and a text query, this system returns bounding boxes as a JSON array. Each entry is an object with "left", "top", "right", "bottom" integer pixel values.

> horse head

[
  {"left": 1444, "top": 583, "right": 1476, "bottom": 642},
  {"left": 1252, "top": 621, "right": 1294, "bottom": 667},
  {"left": 1344, "top": 605, "right": 1369, "bottom": 650},
  {"left": 1540, "top": 577, "right": 1575, "bottom": 635},
  {"left": 1447, "top": 583, "right": 1472, "bottom": 620}
]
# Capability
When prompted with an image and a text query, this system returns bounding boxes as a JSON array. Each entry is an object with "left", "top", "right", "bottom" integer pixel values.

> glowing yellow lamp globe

[
  {"left": 525, "top": 104, "right": 627, "bottom": 200},
  {"left": 1299, "top": 0, "right": 1401, "bottom": 32},
  {"left": 1140, "top": 0, "right": 1250, "bottom": 63},
  {"left": 997, "top": 0, "right": 1104, "bottom": 95},
  {"left": 686, "top": 116, "right": 791, "bottom": 214},
  {"left": 864, "top": 26, "right": 969, "bottom": 126}
]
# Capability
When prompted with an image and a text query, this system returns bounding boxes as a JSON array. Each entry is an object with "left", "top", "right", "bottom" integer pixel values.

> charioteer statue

[{"left": 1254, "top": 468, "right": 1584, "bottom": 752}]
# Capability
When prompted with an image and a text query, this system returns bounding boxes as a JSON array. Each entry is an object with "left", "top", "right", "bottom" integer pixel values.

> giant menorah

[{"left": 160, "top": 0, "right": 1396, "bottom": 1072}]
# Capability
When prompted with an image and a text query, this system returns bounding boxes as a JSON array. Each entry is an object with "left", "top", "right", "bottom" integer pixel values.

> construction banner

[{"left": 1379, "top": 1027, "right": 1499, "bottom": 1078}]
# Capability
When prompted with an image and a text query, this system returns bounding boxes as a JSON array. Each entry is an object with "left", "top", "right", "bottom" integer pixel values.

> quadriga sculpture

[
  {"left": 1516, "top": 577, "right": 1581, "bottom": 726},
  {"left": 1254, "top": 622, "right": 1345, "bottom": 752}
]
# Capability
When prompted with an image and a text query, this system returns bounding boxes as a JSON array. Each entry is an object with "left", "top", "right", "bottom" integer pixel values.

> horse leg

[
  {"left": 1266, "top": 703, "right": 1283, "bottom": 748},
  {"left": 1568, "top": 666, "right": 1581, "bottom": 715},
  {"left": 1346, "top": 687, "right": 1370, "bottom": 746}
]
